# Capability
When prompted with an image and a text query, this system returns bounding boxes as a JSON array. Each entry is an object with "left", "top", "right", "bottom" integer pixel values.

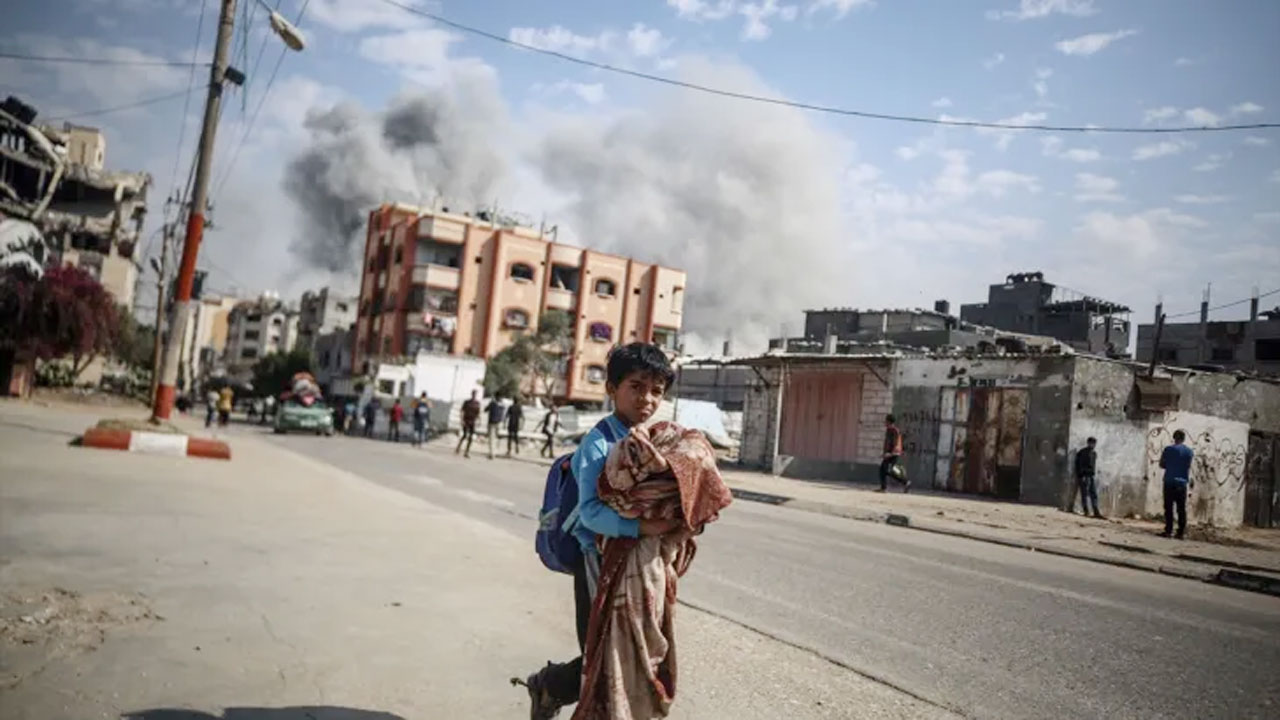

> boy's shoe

[{"left": 518, "top": 663, "right": 563, "bottom": 720}]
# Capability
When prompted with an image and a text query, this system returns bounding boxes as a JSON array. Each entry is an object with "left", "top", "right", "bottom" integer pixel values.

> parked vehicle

[{"left": 274, "top": 398, "right": 334, "bottom": 435}]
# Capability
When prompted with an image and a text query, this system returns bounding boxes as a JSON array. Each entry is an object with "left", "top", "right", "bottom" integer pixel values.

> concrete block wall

[
  {"left": 857, "top": 371, "right": 894, "bottom": 465},
  {"left": 739, "top": 366, "right": 782, "bottom": 470}
]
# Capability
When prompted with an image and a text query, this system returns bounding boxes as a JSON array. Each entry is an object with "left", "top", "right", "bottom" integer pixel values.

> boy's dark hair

[
  {"left": 1173, "top": 430, "right": 1186, "bottom": 443},
  {"left": 607, "top": 342, "right": 676, "bottom": 388},
  {"left": 885, "top": 413, "right": 896, "bottom": 424},
  {"left": 1087, "top": 437, "right": 1097, "bottom": 444}
]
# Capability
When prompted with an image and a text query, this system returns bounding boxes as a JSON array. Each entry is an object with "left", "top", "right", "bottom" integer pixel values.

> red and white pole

[{"left": 153, "top": 0, "right": 237, "bottom": 420}]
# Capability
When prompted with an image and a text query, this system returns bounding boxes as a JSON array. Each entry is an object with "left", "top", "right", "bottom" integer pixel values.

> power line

[
  {"left": 211, "top": 0, "right": 310, "bottom": 201},
  {"left": 164, "top": 0, "right": 211, "bottom": 229},
  {"left": 43, "top": 88, "right": 197, "bottom": 123},
  {"left": 1165, "top": 288, "right": 1280, "bottom": 319},
  {"left": 375, "top": 0, "right": 1280, "bottom": 135},
  {"left": 0, "top": 51, "right": 208, "bottom": 67}
]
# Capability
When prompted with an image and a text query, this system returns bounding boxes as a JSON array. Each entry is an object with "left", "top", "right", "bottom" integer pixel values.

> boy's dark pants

[
  {"left": 543, "top": 551, "right": 598, "bottom": 703},
  {"left": 879, "top": 455, "right": 900, "bottom": 490}
]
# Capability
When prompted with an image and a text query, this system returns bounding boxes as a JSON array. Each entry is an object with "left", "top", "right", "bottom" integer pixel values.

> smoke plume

[
  {"left": 284, "top": 75, "right": 509, "bottom": 272},
  {"left": 534, "top": 60, "right": 848, "bottom": 351}
]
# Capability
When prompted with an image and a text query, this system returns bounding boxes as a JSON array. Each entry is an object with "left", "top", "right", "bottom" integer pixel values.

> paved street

[
  {"left": 3, "top": 402, "right": 1280, "bottom": 719},
  {"left": 254, "top": 426, "right": 1280, "bottom": 720}
]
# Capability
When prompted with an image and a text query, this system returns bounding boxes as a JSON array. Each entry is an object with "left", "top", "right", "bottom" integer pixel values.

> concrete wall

[
  {"left": 1067, "top": 357, "right": 1148, "bottom": 516},
  {"left": 739, "top": 365, "right": 782, "bottom": 471}
]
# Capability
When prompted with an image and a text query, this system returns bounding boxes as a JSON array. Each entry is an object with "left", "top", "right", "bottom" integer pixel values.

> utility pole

[
  {"left": 152, "top": 0, "right": 238, "bottom": 421},
  {"left": 149, "top": 220, "right": 173, "bottom": 406}
]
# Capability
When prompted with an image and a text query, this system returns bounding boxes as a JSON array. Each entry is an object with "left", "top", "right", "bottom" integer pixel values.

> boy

[
  {"left": 1159, "top": 430, "right": 1195, "bottom": 539},
  {"left": 388, "top": 398, "right": 404, "bottom": 442},
  {"left": 506, "top": 397, "right": 525, "bottom": 456},
  {"left": 486, "top": 394, "right": 507, "bottom": 460},
  {"left": 412, "top": 393, "right": 432, "bottom": 447},
  {"left": 879, "top": 414, "right": 909, "bottom": 493},
  {"left": 523, "top": 343, "right": 682, "bottom": 719},
  {"left": 456, "top": 390, "right": 481, "bottom": 458},
  {"left": 1074, "top": 437, "right": 1103, "bottom": 518}
]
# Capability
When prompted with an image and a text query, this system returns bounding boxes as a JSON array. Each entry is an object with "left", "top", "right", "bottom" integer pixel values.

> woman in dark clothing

[{"left": 506, "top": 398, "right": 524, "bottom": 456}]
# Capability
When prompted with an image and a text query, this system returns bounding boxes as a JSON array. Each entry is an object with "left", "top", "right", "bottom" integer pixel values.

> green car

[{"left": 273, "top": 398, "right": 334, "bottom": 435}]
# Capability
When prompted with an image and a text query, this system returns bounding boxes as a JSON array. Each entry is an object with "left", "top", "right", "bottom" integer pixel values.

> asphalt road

[{"left": 257, "top": 428, "right": 1280, "bottom": 720}]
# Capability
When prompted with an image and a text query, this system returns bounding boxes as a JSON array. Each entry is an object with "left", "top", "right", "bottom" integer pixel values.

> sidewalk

[
  {"left": 0, "top": 400, "right": 956, "bottom": 720},
  {"left": 720, "top": 467, "right": 1280, "bottom": 595}
]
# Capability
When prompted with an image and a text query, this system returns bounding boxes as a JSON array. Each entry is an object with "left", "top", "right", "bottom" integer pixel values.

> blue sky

[{"left": 4, "top": 0, "right": 1278, "bottom": 350}]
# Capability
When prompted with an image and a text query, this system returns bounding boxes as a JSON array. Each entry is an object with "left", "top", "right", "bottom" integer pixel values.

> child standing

[{"left": 522, "top": 343, "right": 681, "bottom": 719}]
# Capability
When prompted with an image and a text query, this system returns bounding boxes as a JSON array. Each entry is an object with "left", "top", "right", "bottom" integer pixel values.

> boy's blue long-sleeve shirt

[{"left": 569, "top": 414, "right": 639, "bottom": 551}]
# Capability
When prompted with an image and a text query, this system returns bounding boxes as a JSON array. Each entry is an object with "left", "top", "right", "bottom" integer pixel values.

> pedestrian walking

[
  {"left": 1159, "top": 430, "right": 1195, "bottom": 539},
  {"left": 506, "top": 397, "right": 524, "bottom": 456},
  {"left": 520, "top": 343, "right": 689, "bottom": 720},
  {"left": 263, "top": 395, "right": 276, "bottom": 425},
  {"left": 362, "top": 398, "right": 379, "bottom": 439},
  {"left": 1074, "top": 437, "right": 1103, "bottom": 518},
  {"left": 204, "top": 388, "right": 218, "bottom": 428},
  {"left": 879, "top": 414, "right": 909, "bottom": 492},
  {"left": 217, "top": 386, "right": 234, "bottom": 427},
  {"left": 539, "top": 406, "right": 561, "bottom": 459},
  {"left": 456, "top": 390, "right": 481, "bottom": 458},
  {"left": 343, "top": 399, "right": 357, "bottom": 434},
  {"left": 412, "top": 393, "right": 432, "bottom": 447},
  {"left": 485, "top": 395, "right": 507, "bottom": 459},
  {"left": 388, "top": 398, "right": 404, "bottom": 442}
]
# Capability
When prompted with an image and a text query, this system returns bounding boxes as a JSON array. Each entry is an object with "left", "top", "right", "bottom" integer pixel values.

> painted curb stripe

[{"left": 129, "top": 431, "right": 189, "bottom": 456}]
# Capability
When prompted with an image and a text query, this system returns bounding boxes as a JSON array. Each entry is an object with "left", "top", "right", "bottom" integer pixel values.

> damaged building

[
  {"left": 960, "top": 272, "right": 1130, "bottom": 357},
  {"left": 733, "top": 348, "right": 1280, "bottom": 529},
  {"left": 0, "top": 96, "right": 150, "bottom": 311}
]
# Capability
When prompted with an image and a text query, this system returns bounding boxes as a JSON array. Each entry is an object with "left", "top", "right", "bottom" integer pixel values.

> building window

[
  {"left": 1156, "top": 348, "right": 1179, "bottom": 363},
  {"left": 504, "top": 308, "right": 531, "bottom": 329},
  {"left": 337, "top": 302, "right": 349, "bottom": 313},
  {"left": 510, "top": 263, "right": 536, "bottom": 282},
  {"left": 244, "top": 330, "right": 260, "bottom": 341},
  {"left": 1257, "top": 338, "right": 1280, "bottom": 362},
  {"left": 586, "top": 365, "right": 606, "bottom": 384},
  {"left": 410, "top": 287, "right": 458, "bottom": 315},
  {"left": 394, "top": 247, "right": 403, "bottom": 265},
  {"left": 652, "top": 327, "right": 677, "bottom": 351},
  {"left": 1210, "top": 347, "right": 1235, "bottom": 363},
  {"left": 672, "top": 287, "right": 684, "bottom": 314},
  {"left": 272, "top": 317, "right": 283, "bottom": 326},
  {"left": 588, "top": 322, "right": 612, "bottom": 343},
  {"left": 240, "top": 347, "right": 258, "bottom": 359},
  {"left": 320, "top": 350, "right": 331, "bottom": 367},
  {"left": 415, "top": 240, "right": 461, "bottom": 268},
  {"left": 382, "top": 336, "right": 392, "bottom": 355},
  {"left": 378, "top": 379, "right": 395, "bottom": 395},
  {"left": 550, "top": 264, "right": 580, "bottom": 293},
  {"left": 594, "top": 278, "right": 617, "bottom": 297}
]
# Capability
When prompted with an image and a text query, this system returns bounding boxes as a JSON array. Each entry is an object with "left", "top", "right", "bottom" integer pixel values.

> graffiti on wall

[
  {"left": 1145, "top": 423, "right": 1247, "bottom": 491},
  {"left": 899, "top": 407, "right": 941, "bottom": 457}
]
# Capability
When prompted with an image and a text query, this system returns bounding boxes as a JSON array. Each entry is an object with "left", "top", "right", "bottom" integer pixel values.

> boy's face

[{"left": 608, "top": 371, "right": 667, "bottom": 426}]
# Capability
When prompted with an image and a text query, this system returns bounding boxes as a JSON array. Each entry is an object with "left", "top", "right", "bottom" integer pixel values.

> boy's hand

[{"left": 639, "top": 518, "right": 682, "bottom": 536}]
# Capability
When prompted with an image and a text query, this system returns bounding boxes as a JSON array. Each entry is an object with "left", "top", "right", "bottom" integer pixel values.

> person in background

[
  {"left": 343, "top": 399, "right": 357, "bottom": 435},
  {"left": 456, "top": 390, "right": 481, "bottom": 458},
  {"left": 388, "top": 398, "right": 404, "bottom": 442},
  {"left": 205, "top": 388, "right": 218, "bottom": 428},
  {"left": 506, "top": 396, "right": 524, "bottom": 456},
  {"left": 412, "top": 393, "right": 432, "bottom": 447},
  {"left": 1074, "top": 437, "right": 1103, "bottom": 518},
  {"left": 217, "top": 386, "right": 234, "bottom": 427},
  {"left": 879, "top": 414, "right": 908, "bottom": 493},
  {"left": 485, "top": 394, "right": 507, "bottom": 460},
  {"left": 263, "top": 394, "right": 276, "bottom": 425},
  {"left": 539, "top": 406, "right": 561, "bottom": 459},
  {"left": 363, "top": 398, "right": 379, "bottom": 439},
  {"left": 1159, "top": 430, "right": 1195, "bottom": 539}
]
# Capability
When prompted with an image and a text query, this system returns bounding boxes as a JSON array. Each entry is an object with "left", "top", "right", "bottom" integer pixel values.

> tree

[
  {"left": 484, "top": 310, "right": 573, "bottom": 402},
  {"left": 111, "top": 306, "right": 155, "bottom": 370},
  {"left": 251, "top": 348, "right": 314, "bottom": 398},
  {"left": 0, "top": 264, "right": 119, "bottom": 377}
]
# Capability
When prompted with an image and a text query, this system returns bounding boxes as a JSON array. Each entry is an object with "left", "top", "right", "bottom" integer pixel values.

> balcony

[
  {"left": 412, "top": 264, "right": 461, "bottom": 290},
  {"left": 546, "top": 289, "right": 577, "bottom": 312},
  {"left": 419, "top": 216, "right": 466, "bottom": 244}
]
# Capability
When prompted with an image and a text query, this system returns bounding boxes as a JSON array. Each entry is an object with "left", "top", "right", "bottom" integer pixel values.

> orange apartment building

[{"left": 353, "top": 203, "right": 687, "bottom": 404}]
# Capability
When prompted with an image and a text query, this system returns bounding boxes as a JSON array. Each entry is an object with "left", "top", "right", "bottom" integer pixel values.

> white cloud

[
  {"left": 668, "top": 0, "right": 737, "bottom": 20},
  {"left": 808, "top": 0, "right": 875, "bottom": 18},
  {"left": 1062, "top": 148, "right": 1101, "bottom": 162},
  {"left": 1183, "top": 107, "right": 1221, "bottom": 126},
  {"left": 988, "top": 0, "right": 1096, "bottom": 21},
  {"left": 1074, "top": 173, "right": 1124, "bottom": 203},
  {"left": 535, "top": 80, "right": 607, "bottom": 105},
  {"left": 1033, "top": 67, "right": 1053, "bottom": 98},
  {"left": 740, "top": 1, "right": 800, "bottom": 41},
  {"left": 1143, "top": 106, "right": 1179, "bottom": 124},
  {"left": 983, "top": 52, "right": 1006, "bottom": 69},
  {"left": 1243, "top": 136, "right": 1272, "bottom": 147},
  {"left": 981, "top": 111, "right": 1047, "bottom": 150},
  {"left": 1255, "top": 211, "right": 1280, "bottom": 224},
  {"left": 1174, "top": 194, "right": 1229, "bottom": 205},
  {"left": 1133, "top": 140, "right": 1187, "bottom": 161},
  {"left": 509, "top": 25, "right": 613, "bottom": 55},
  {"left": 931, "top": 97, "right": 953, "bottom": 108},
  {"left": 976, "top": 169, "right": 1041, "bottom": 197},
  {"left": 1230, "top": 101, "right": 1264, "bottom": 116},
  {"left": 1055, "top": 29, "right": 1137, "bottom": 57},
  {"left": 1071, "top": 208, "right": 1204, "bottom": 262},
  {"left": 1193, "top": 153, "right": 1229, "bottom": 172},
  {"left": 307, "top": 0, "right": 423, "bottom": 32},
  {"left": 626, "top": 23, "right": 669, "bottom": 57},
  {"left": 1173, "top": 56, "right": 1196, "bottom": 67}
]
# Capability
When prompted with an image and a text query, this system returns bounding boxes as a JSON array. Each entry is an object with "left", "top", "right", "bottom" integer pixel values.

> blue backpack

[{"left": 536, "top": 417, "right": 620, "bottom": 574}]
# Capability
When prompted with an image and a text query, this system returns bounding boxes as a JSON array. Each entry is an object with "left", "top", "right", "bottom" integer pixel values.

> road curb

[
  {"left": 81, "top": 427, "right": 231, "bottom": 460},
  {"left": 726, "top": 485, "right": 1267, "bottom": 592}
]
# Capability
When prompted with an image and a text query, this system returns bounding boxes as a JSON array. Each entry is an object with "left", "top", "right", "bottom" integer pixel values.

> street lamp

[{"left": 152, "top": 0, "right": 304, "bottom": 421}]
